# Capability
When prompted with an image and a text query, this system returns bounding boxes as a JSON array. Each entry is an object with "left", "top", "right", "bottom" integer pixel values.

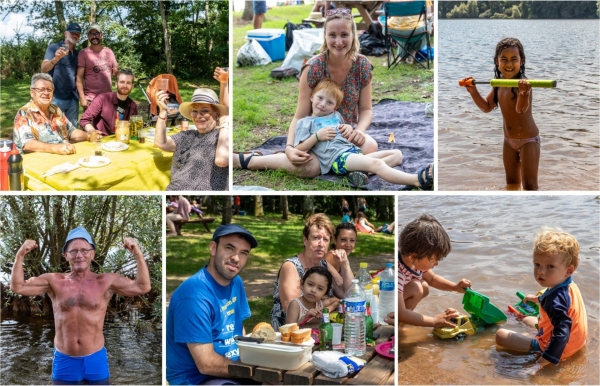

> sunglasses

[{"left": 325, "top": 8, "right": 351, "bottom": 18}]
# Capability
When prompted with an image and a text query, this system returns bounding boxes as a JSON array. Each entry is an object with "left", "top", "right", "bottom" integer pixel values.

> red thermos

[{"left": 0, "top": 140, "right": 12, "bottom": 191}]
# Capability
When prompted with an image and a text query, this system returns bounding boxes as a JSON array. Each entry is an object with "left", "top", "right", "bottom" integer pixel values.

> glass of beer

[
  {"left": 157, "top": 78, "right": 169, "bottom": 91},
  {"left": 130, "top": 115, "right": 143, "bottom": 140},
  {"left": 219, "top": 68, "right": 229, "bottom": 83}
]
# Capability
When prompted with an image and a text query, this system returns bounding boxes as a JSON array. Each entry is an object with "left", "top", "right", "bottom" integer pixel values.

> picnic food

[
  {"left": 291, "top": 328, "right": 312, "bottom": 344},
  {"left": 278, "top": 323, "right": 299, "bottom": 342},
  {"left": 251, "top": 322, "right": 276, "bottom": 341}
]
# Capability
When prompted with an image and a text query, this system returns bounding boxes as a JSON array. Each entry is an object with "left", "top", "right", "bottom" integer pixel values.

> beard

[{"left": 90, "top": 38, "right": 101, "bottom": 45}]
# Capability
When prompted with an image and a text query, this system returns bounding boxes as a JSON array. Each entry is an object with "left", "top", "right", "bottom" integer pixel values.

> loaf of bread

[
  {"left": 278, "top": 323, "right": 299, "bottom": 342},
  {"left": 291, "top": 328, "right": 311, "bottom": 344},
  {"left": 251, "top": 322, "right": 276, "bottom": 341}
]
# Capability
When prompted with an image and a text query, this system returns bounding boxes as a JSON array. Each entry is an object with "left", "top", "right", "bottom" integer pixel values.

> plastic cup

[
  {"left": 332, "top": 323, "right": 342, "bottom": 345},
  {"left": 219, "top": 67, "right": 229, "bottom": 83},
  {"left": 138, "top": 129, "right": 146, "bottom": 144},
  {"left": 181, "top": 119, "right": 189, "bottom": 131},
  {"left": 157, "top": 78, "right": 169, "bottom": 91}
]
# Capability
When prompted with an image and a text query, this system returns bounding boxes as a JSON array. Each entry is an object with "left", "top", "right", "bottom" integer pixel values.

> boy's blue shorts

[
  {"left": 52, "top": 347, "right": 110, "bottom": 384},
  {"left": 530, "top": 339, "right": 542, "bottom": 354},
  {"left": 253, "top": 1, "right": 267, "bottom": 14},
  {"left": 381, "top": 224, "right": 392, "bottom": 234},
  {"left": 331, "top": 147, "right": 362, "bottom": 175}
]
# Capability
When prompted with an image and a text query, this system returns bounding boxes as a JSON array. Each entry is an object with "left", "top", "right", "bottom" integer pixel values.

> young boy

[
  {"left": 496, "top": 227, "right": 587, "bottom": 373},
  {"left": 397, "top": 214, "right": 472, "bottom": 327},
  {"left": 341, "top": 208, "right": 353, "bottom": 224},
  {"left": 293, "top": 78, "right": 433, "bottom": 190}
]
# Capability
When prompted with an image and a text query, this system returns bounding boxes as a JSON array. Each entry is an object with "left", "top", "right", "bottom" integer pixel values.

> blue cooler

[{"left": 246, "top": 29, "right": 286, "bottom": 61}]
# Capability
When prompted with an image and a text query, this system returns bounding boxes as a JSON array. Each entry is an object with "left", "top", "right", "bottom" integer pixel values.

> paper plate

[
  {"left": 78, "top": 156, "right": 111, "bottom": 168},
  {"left": 102, "top": 141, "right": 129, "bottom": 152},
  {"left": 375, "top": 341, "right": 394, "bottom": 359}
]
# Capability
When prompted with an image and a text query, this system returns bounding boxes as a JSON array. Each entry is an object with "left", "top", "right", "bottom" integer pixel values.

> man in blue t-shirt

[
  {"left": 166, "top": 224, "right": 258, "bottom": 385},
  {"left": 41, "top": 22, "right": 82, "bottom": 128}
]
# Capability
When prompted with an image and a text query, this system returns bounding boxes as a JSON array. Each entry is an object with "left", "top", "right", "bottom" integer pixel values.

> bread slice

[
  {"left": 251, "top": 322, "right": 276, "bottom": 341},
  {"left": 279, "top": 323, "right": 298, "bottom": 342},
  {"left": 291, "top": 328, "right": 311, "bottom": 344}
]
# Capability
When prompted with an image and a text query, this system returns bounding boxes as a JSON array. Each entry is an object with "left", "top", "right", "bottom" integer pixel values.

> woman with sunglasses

[
  {"left": 13, "top": 73, "right": 89, "bottom": 154},
  {"left": 154, "top": 67, "right": 229, "bottom": 191},
  {"left": 235, "top": 8, "right": 377, "bottom": 177}
]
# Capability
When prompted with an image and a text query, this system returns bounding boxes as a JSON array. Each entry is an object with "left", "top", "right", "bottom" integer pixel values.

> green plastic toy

[
  {"left": 508, "top": 291, "right": 540, "bottom": 318},
  {"left": 459, "top": 78, "right": 557, "bottom": 88}
]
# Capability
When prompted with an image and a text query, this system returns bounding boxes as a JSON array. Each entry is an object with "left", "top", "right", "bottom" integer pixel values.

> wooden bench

[{"left": 173, "top": 217, "right": 215, "bottom": 236}]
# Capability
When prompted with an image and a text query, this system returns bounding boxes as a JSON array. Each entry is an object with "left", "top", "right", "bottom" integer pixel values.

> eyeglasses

[
  {"left": 190, "top": 108, "right": 213, "bottom": 117},
  {"left": 88, "top": 32, "right": 101, "bottom": 37},
  {"left": 31, "top": 87, "right": 54, "bottom": 94},
  {"left": 65, "top": 248, "right": 94, "bottom": 257},
  {"left": 325, "top": 8, "right": 351, "bottom": 18}
]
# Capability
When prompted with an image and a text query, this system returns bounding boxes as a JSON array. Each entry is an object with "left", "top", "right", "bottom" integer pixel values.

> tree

[
  {"left": 222, "top": 196, "right": 232, "bottom": 225},
  {"left": 254, "top": 196, "right": 264, "bottom": 217},
  {"left": 158, "top": 0, "right": 173, "bottom": 74},
  {"left": 242, "top": 1, "right": 253, "bottom": 21},
  {"left": 281, "top": 196, "right": 289, "bottom": 220}
]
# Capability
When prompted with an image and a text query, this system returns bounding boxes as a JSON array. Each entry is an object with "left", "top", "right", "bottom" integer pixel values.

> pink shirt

[{"left": 78, "top": 47, "right": 118, "bottom": 101}]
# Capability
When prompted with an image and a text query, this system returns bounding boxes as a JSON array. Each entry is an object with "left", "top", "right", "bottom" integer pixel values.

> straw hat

[
  {"left": 307, "top": 12, "right": 326, "bottom": 22},
  {"left": 179, "top": 88, "right": 228, "bottom": 119}
]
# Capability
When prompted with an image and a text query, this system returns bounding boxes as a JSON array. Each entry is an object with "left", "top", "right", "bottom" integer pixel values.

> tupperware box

[
  {"left": 246, "top": 29, "right": 286, "bottom": 61},
  {"left": 236, "top": 334, "right": 313, "bottom": 370}
]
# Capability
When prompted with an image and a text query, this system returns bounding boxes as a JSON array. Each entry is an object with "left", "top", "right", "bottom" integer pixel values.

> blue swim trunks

[
  {"left": 530, "top": 338, "right": 542, "bottom": 354},
  {"left": 381, "top": 224, "right": 392, "bottom": 234},
  {"left": 253, "top": 1, "right": 267, "bottom": 14},
  {"left": 331, "top": 147, "right": 362, "bottom": 175},
  {"left": 52, "top": 347, "right": 110, "bottom": 384}
]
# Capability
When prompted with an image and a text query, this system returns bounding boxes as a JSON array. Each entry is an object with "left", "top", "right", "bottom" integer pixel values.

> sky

[{"left": 0, "top": 11, "right": 39, "bottom": 41}]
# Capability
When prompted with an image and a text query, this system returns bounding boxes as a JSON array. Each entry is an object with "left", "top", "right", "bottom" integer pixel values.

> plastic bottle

[
  {"left": 319, "top": 307, "right": 333, "bottom": 351},
  {"left": 7, "top": 144, "right": 23, "bottom": 191},
  {"left": 0, "top": 141, "right": 12, "bottom": 191},
  {"left": 370, "top": 277, "right": 379, "bottom": 325},
  {"left": 379, "top": 262, "right": 395, "bottom": 325},
  {"left": 365, "top": 302, "right": 374, "bottom": 341},
  {"left": 357, "top": 262, "right": 372, "bottom": 301},
  {"left": 344, "top": 279, "right": 366, "bottom": 356}
]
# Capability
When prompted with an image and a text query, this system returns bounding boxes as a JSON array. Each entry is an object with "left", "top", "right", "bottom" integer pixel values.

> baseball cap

[
  {"left": 87, "top": 24, "right": 103, "bottom": 34},
  {"left": 66, "top": 23, "right": 81, "bottom": 33},
  {"left": 212, "top": 224, "right": 258, "bottom": 249},
  {"left": 62, "top": 227, "right": 96, "bottom": 253}
]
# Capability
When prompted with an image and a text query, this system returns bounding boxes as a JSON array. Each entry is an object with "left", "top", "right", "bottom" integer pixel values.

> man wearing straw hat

[
  {"left": 154, "top": 74, "right": 229, "bottom": 190},
  {"left": 10, "top": 227, "right": 151, "bottom": 384}
]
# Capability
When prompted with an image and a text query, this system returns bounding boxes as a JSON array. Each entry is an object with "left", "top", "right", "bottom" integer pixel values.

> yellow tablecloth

[{"left": 24, "top": 135, "right": 175, "bottom": 191}]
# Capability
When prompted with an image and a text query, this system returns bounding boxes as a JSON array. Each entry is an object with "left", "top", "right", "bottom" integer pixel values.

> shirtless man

[{"left": 10, "top": 227, "right": 151, "bottom": 384}]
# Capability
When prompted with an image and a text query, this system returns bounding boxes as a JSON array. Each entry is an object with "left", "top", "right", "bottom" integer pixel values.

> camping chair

[
  {"left": 382, "top": 1, "right": 431, "bottom": 70},
  {"left": 137, "top": 74, "right": 183, "bottom": 126}
]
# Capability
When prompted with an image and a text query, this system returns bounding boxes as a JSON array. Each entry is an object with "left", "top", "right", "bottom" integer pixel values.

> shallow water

[
  {"left": 396, "top": 195, "right": 600, "bottom": 384},
  {"left": 437, "top": 19, "right": 600, "bottom": 191},
  {"left": 0, "top": 315, "right": 162, "bottom": 385}
]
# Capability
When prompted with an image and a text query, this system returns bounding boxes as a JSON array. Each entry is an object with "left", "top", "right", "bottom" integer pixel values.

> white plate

[
  {"left": 102, "top": 141, "right": 129, "bottom": 152},
  {"left": 78, "top": 156, "right": 111, "bottom": 168},
  {"left": 147, "top": 128, "right": 173, "bottom": 137}
]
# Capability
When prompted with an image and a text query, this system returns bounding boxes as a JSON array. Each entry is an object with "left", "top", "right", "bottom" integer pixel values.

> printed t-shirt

[{"left": 78, "top": 47, "right": 118, "bottom": 101}]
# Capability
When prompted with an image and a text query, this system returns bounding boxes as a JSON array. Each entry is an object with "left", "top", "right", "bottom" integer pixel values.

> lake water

[
  {"left": 437, "top": 19, "right": 600, "bottom": 191},
  {"left": 396, "top": 195, "right": 599, "bottom": 384},
  {"left": 0, "top": 315, "right": 162, "bottom": 385}
]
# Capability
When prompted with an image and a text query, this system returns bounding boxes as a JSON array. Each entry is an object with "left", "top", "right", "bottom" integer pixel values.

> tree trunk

[
  {"left": 205, "top": 1, "right": 213, "bottom": 55},
  {"left": 388, "top": 196, "right": 394, "bottom": 221},
  {"left": 158, "top": 0, "right": 173, "bottom": 74},
  {"left": 89, "top": 0, "right": 97, "bottom": 24},
  {"left": 254, "top": 196, "right": 264, "bottom": 217},
  {"left": 222, "top": 196, "right": 232, "bottom": 225},
  {"left": 242, "top": 1, "right": 254, "bottom": 21},
  {"left": 54, "top": 0, "right": 66, "bottom": 32},
  {"left": 377, "top": 196, "right": 386, "bottom": 220},
  {"left": 281, "top": 196, "right": 289, "bottom": 220}
]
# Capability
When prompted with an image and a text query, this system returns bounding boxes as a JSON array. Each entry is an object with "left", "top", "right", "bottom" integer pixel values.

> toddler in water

[
  {"left": 461, "top": 38, "right": 540, "bottom": 190},
  {"left": 286, "top": 266, "right": 333, "bottom": 328},
  {"left": 496, "top": 227, "right": 587, "bottom": 374},
  {"left": 397, "top": 214, "right": 472, "bottom": 328},
  {"left": 293, "top": 78, "right": 433, "bottom": 190}
]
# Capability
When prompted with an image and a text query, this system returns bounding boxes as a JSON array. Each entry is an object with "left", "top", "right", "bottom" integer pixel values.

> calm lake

[
  {"left": 0, "top": 315, "right": 162, "bottom": 385},
  {"left": 396, "top": 195, "right": 599, "bottom": 384},
  {"left": 437, "top": 19, "right": 599, "bottom": 191}
]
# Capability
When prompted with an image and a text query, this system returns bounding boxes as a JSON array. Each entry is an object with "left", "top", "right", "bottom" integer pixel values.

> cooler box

[{"left": 246, "top": 29, "right": 285, "bottom": 61}]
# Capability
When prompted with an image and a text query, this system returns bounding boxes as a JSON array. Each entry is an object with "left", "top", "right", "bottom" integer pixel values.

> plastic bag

[
  {"left": 281, "top": 28, "right": 323, "bottom": 70},
  {"left": 236, "top": 39, "right": 272, "bottom": 67}
]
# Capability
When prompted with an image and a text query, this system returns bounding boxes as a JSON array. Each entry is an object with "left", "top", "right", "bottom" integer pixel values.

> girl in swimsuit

[
  {"left": 355, "top": 212, "right": 376, "bottom": 234},
  {"left": 460, "top": 38, "right": 540, "bottom": 190}
]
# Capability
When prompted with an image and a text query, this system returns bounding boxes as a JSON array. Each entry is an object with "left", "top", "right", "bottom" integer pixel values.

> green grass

[
  {"left": 232, "top": 4, "right": 434, "bottom": 190},
  {"left": 0, "top": 77, "right": 215, "bottom": 139}
]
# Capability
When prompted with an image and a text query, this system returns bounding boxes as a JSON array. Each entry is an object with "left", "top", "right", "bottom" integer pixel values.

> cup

[
  {"left": 332, "top": 323, "right": 343, "bottom": 345},
  {"left": 180, "top": 119, "right": 189, "bottom": 131},
  {"left": 157, "top": 78, "right": 169, "bottom": 91},
  {"left": 138, "top": 129, "right": 146, "bottom": 144},
  {"left": 219, "top": 67, "right": 229, "bottom": 83},
  {"left": 130, "top": 115, "right": 143, "bottom": 139}
]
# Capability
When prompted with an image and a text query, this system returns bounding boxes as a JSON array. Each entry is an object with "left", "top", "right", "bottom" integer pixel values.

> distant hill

[{"left": 439, "top": 1, "right": 599, "bottom": 19}]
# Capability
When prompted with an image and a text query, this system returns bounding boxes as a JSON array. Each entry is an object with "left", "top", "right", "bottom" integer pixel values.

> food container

[
  {"left": 236, "top": 335, "right": 312, "bottom": 370},
  {"left": 116, "top": 121, "right": 130, "bottom": 144},
  {"left": 246, "top": 29, "right": 285, "bottom": 61}
]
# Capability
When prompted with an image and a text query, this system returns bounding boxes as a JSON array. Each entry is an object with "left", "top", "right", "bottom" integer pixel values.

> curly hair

[
  {"left": 400, "top": 214, "right": 451, "bottom": 261},
  {"left": 533, "top": 226, "right": 580, "bottom": 270},
  {"left": 303, "top": 213, "right": 335, "bottom": 241},
  {"left": 493, "top": 37, "right": 526, "bottom": 105},
  {"left": 301, "top": 265, "right": 333, "bottom": 295}
]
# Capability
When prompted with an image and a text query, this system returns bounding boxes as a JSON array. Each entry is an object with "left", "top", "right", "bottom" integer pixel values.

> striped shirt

[{"left": 398, "top": 254, "right": 425, "bottom": 293}]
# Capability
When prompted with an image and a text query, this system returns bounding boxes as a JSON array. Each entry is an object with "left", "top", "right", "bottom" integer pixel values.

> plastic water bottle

[
  {"left": 344, "top": 279, "right": 366, "bottom": 356},
  {"left": 379, "top": 262, "right": 395, "bottom": 325},
  {"left": 370, "top": 277, "right": 379, "bottom": 325},
  {"left": 357, "top": 262, "right": 372, "bottom": 301}
]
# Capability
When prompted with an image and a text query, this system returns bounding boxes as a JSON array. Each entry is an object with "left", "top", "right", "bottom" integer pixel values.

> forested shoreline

[{"left": 440, "top": 1, "right": 600, "bottom": 19}]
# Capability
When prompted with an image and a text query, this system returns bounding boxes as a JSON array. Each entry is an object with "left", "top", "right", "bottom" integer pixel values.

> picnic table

[
  {"left": 172, "top": 217, "right": 216, "bottom": 235},
  {"left": 22, "top": 132, "right": 176, "bottom": 191},
  {"left": 331, "top": 1, "right": 384, "bottom": 31},
  {"left": 229, "top": 324, "right": 395, "bottom": 385}
]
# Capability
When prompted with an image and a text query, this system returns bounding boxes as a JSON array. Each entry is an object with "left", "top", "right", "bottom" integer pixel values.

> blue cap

[
  {"left": 66, "top": 23, "right": 82, "bottom": 33},
  {"left": 62, "top": 227, "right": 96, "bottom": 253},
  {"left": 212, "top": 224, "right": 258, "bottom": 249}
]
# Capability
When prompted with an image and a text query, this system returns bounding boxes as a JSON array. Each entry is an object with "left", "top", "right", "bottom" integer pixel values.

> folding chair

[{"left": 382, "top": 1, "right": 431, "bottom": 70}]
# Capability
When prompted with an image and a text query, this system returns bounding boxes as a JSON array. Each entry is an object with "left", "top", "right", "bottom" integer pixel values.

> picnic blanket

[{"left": 251, "top": 100, "right": 433, "bottom": 191}]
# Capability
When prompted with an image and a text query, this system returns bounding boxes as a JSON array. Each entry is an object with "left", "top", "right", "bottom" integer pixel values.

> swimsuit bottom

[
  {"left": 504, "top": 135, "right": 540, "bottom": 153},
  {"left": 52, "top": 347, "right": 110, "bottom": 384},
  {"left": 331, "top": 147, "right": 362, "bottom": 175}
]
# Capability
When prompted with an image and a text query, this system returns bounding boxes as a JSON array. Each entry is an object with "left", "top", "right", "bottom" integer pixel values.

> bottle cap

[
  {"left": 386, "top": 262, "right": 393, "bottom": 268},
  {"left": 359, "top": 262, "right": 368, "bottom": 268}
]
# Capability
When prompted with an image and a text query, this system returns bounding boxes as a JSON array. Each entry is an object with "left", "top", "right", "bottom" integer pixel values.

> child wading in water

[
  {"left": 286, "top": 266, "right": 333, "bottom": 328},
  {"left": 461, "top": 38, "right": 540, "bottom": 190}
]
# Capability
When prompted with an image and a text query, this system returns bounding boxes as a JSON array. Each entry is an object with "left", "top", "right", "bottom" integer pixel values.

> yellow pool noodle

[{"left": 489, "top": 79, "right": 557, "bottom": 88}]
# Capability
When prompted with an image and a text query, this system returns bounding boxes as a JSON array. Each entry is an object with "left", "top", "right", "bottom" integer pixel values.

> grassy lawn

[
  {"left": 232, "top": 3, "right": 434, "bottom": 190},
  {"left": 166, "top": 211, "right": 395, "bottom": 330},
  {"left": 0, "top": 77, "right": 216, "bottom": 139}
]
